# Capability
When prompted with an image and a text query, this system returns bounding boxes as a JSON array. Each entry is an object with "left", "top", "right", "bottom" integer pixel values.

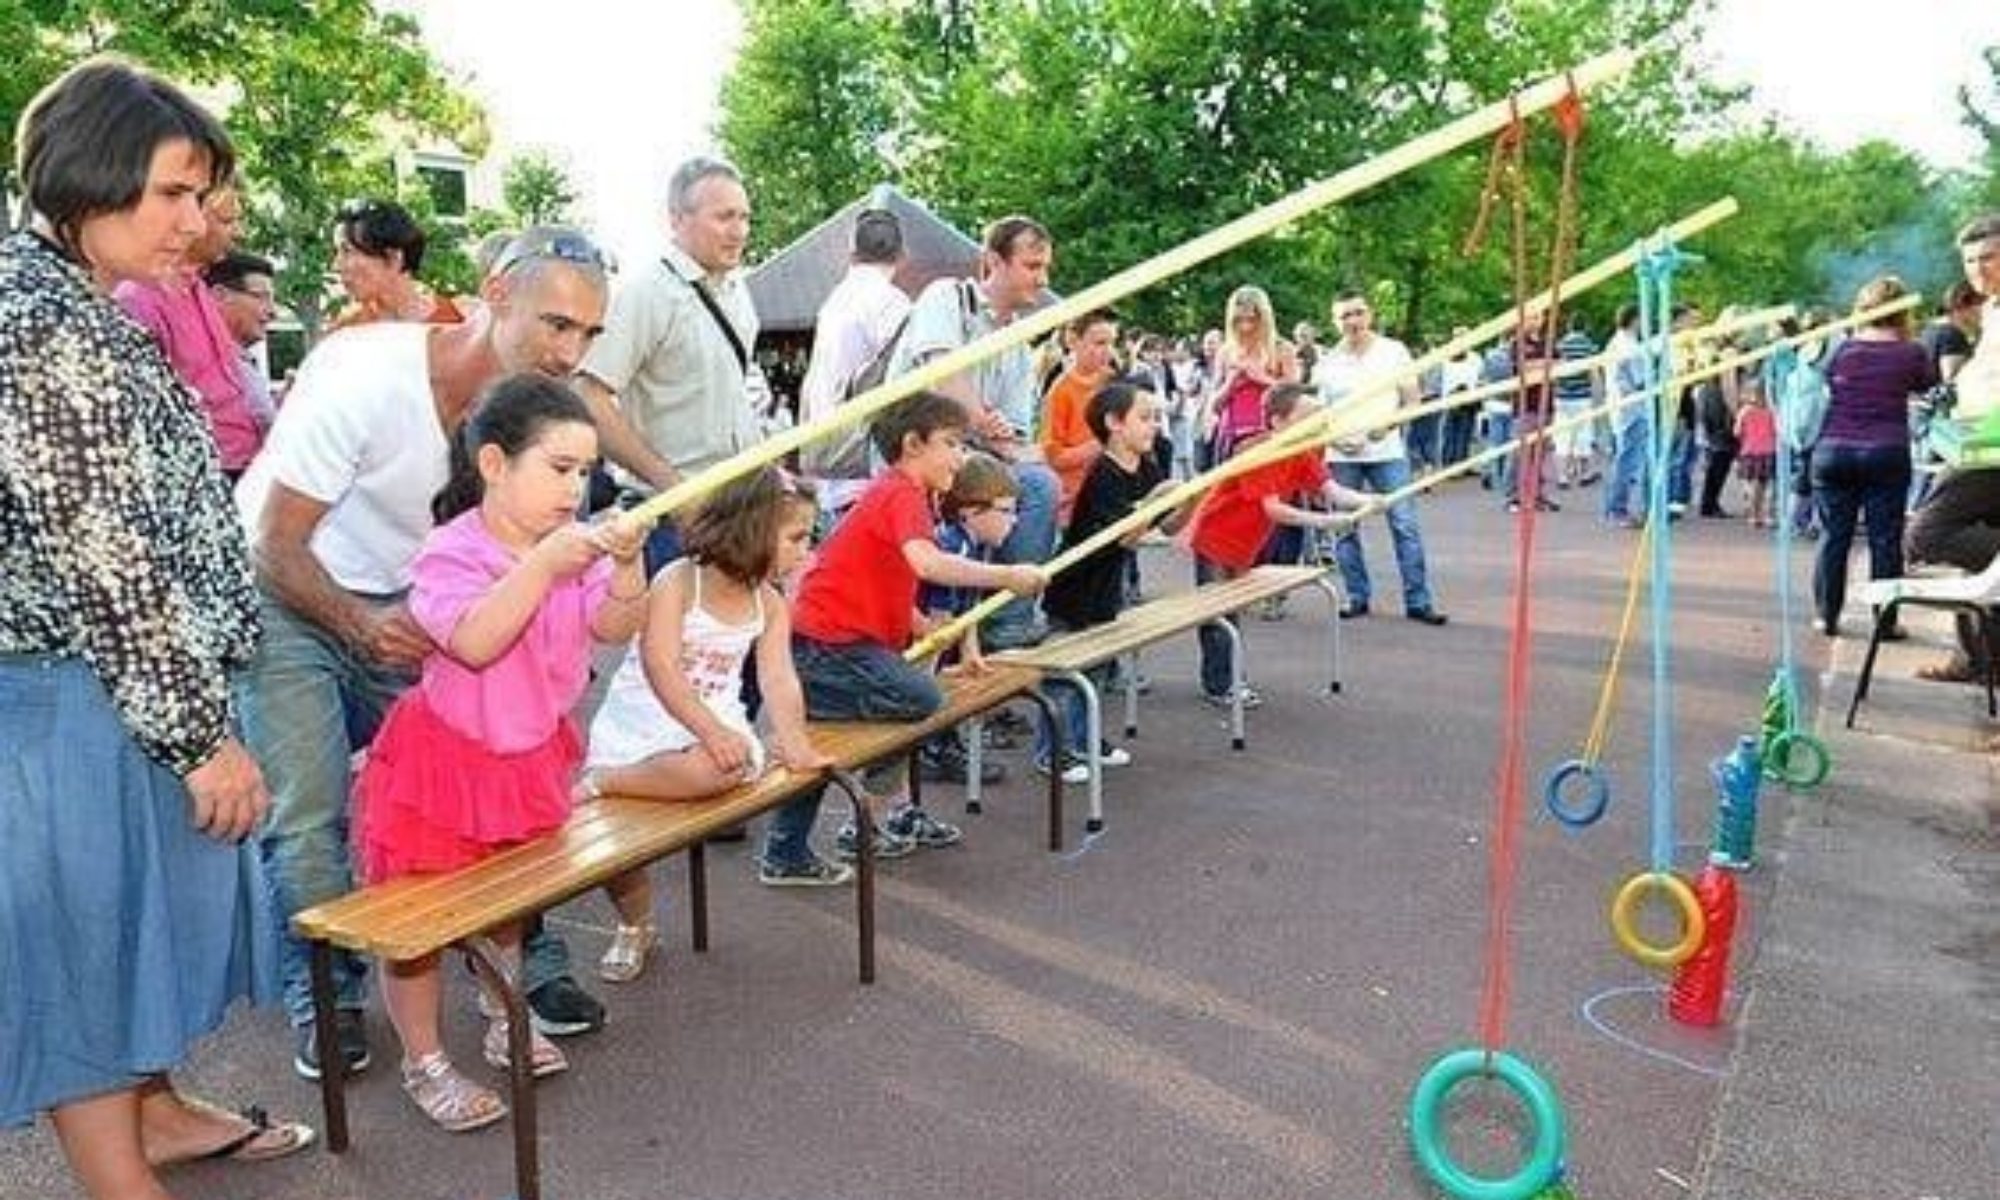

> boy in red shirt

[
  {"left": 1187, "top": 383, "right": 1364, "bottom": 706},
  {"left": 761, "top": 392, "right": 1046, "bottom": 884}
]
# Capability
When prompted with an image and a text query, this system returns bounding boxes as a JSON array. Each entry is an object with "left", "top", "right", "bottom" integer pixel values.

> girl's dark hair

[
  {"left": 682, "top": 467, "right": 817, "bottom": 586},
  {"left": 433, "top": 373, "right": 595, "bottom": 523},
  {"left": 18, "top": 58, "right": 235, "bottom": 261},
  {"left": 1085, "top": 381, "right": 1144, "bottom": 442},
  {"left": 870, "top": 390, "right": 970, "bottom": 460}
]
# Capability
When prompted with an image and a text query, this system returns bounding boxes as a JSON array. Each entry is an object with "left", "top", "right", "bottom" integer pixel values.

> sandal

[
  {"left": 1916, "top": 657, "right": 1978, "bottom": 684},
  {"left": 482, "top": 1019, "right": 569, "bottom": 1078},
  {"left": 401, "top": 1053, "right": 506, "bottom": 1133},
  {"left": 598, "top": 921, "right": 658, "bottom": 984},
  {"left": 152, "top": 1098, "right": 316, "bottom": 1166}
]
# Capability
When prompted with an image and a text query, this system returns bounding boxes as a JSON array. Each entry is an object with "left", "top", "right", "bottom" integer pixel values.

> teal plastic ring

[
  {"left": 1765, "top": 730, "right": 1830, "bottom": 788},
  {"left": 1543, "top": 759, "right": 1610, "bottom": 828},
  {"left": 1409, "top": 1048, "right": 1566, "bottom": 1200}
]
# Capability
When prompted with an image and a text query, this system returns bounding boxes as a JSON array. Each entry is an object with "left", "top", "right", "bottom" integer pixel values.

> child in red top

[
  {"left": 760, "top": 392, "right": 1046, "bottom": 883},
  {"left": 1187, "top": 383, "right": 1364, "bottom": 704},
  {"left": 1733, "top": 382, "right": 1779, "bottom": 527}
]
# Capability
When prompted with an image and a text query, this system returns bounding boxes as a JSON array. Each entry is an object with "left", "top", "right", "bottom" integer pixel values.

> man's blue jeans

[
  {"left": 987, "top": 460, "right": 1059, "bottom": 645},
  {"left": 1603, "top": 417, "right": 1651, "bottom": 520},
  {"left": 763, "top": 636, "right": 942, "bottom": 869},
  {"left": 240, "top": 596, "right": 572, "bottom": 1026},
  {"left": 1331, "top": 457, "right": 1435, "bottom": 613}
]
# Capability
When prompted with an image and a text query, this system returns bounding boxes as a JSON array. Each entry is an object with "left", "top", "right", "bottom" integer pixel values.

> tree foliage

[
  {"left": 720, "top": 0, "right": 1991, "bottom": 344},
  {"left": 0, "top": 0, "right": 484, "bottom": 332},
  {"left": 501, "top": 148, "right": 580, "bottom": 227}
]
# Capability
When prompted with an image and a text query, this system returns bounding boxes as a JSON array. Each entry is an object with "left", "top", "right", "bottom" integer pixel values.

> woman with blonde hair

[
  {"left": 1809, "top": 274, "right": 1939, "bottom": 637},
  {"left": 1197, "top": 284, "right": 1299, "bottom": 467}
]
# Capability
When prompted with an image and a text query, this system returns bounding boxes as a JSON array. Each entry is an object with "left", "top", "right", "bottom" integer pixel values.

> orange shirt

[{"left": 1039, "top": 367, "right": 1108, "bottom": 524}]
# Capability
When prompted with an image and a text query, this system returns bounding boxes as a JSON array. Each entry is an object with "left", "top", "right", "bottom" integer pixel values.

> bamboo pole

[
  {"left": 907, "top": 198, "right": 1739, "bottom": 661},
  {"left": 1345, "top": 293, "right": 1923, "bottom": 520},
  {"left": 620, "top": 49, "right": 1639, "bottom": 530}
]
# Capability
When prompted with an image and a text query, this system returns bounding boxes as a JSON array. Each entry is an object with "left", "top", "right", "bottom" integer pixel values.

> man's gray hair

[
  {"left": 668, "top": 155, "right": 743, "bottom": 215},
  {"left": 1956, "top": 212, "right": 2000, "bottom": 246}
]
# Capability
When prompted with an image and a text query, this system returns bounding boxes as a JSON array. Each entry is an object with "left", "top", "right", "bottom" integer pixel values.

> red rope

[{"left": 1474, "top": 81, "right": 1586, "bottom": 1054}]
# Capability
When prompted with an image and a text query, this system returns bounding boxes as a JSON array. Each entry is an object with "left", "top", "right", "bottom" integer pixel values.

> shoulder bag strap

[{"left": 667, "top": 260, "right": 749, "bottom": 375}]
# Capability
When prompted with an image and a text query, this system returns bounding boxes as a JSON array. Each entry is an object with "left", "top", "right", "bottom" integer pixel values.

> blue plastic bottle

[{"left": 1709, "top": 734, "right": 1763, "bottom": 870}]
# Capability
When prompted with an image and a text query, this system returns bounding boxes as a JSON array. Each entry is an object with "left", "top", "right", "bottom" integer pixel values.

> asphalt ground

[{"left": 3, "top": 472, "right": 1992, "bottom": 1200}]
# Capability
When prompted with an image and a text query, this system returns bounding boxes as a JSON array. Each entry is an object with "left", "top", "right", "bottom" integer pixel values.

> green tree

[
  {"left": 501, "top": 149, "right": 579, "bottom": 226},
  {"left": 0, "top": 0, "right": 484, "bottom": 334}
]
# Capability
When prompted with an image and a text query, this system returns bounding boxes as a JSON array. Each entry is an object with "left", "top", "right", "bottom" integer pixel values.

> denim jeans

[
  {"left": 1441, "top": 406, "right": 1477, "bottom": 465},
  {"left": 1811, "top": 443, "right": 1911, "bottom": 628},
  {"left": 240, "top": 595, "right": 572, "bottom": 1025},
  {"left": 1193, "top": 556, "right": 1241, "bottom": 698},
  {"left": 763, "top": 636, "right": 942, "bottom": 868},
  {"left": 988, "top": 460, "right": 1059, "bottom": 644},
  {"left": 1481, "top": 410, "right": 1514, "bottom": 489},
  {"left": 1603, "top": 416, "right": 1651, "bottom": 520},
  {"left": 1667, "top": 426, "right": 1696, "bottom": 508},
  {"left": 1331, "top": 457, "right": 1434, "bottom": 613},
  {"left": 1033, "top": 660, "right": 1111, "bottom": 766}
]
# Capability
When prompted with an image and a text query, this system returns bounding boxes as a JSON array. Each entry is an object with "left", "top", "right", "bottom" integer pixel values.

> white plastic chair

[{"left": 1847, "top": 552, "right": 2000, "bottom": 727}]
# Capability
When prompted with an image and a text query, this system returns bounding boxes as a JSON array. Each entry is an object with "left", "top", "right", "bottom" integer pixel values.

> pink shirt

[
  {"left": 116, "top": 274, "right": 265, "bottom": 471},
  {"left": 409, "top": 510, "right": 612, "bottom": 754},
  {"left": 1736, "top": 404, "right": 1777, "bottom": 456}
]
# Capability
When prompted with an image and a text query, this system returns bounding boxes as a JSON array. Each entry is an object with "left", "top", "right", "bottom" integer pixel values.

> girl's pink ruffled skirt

[{"left": 355, "top": 691, "right": 578, "bottom": 884}]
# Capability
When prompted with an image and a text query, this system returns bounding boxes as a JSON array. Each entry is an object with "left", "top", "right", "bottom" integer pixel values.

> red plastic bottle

[{"left": 1667, "top": 864, "right": 1738, "bottom": 1027}]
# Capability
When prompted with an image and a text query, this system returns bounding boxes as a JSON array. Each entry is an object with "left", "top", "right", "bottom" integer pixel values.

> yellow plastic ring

[{"left": 1609, "top": 870, "right": 1705, "bottom": 968}]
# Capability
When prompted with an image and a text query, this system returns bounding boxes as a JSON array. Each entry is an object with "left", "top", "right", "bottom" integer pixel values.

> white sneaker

[
  {"left": 1034, "top": 755, "right": 1091, "bottom": 785},
  {"left": 1094, "top": 742, "right": 1133, "bottom": 769}
]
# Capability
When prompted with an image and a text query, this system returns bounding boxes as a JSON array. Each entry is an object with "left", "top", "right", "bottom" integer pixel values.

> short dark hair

[
  {"left": 1955, "top": 213, "right": 2000, "bottom": 247},
  {"left": 683, "top": 466, "right": 817, "bottom": 587},
  {"left": 17, "top": 58, "right": 235, "bottom": 261},
  {"left": 203, "top": 249, "right": 275, "bottom": 292},
  {"left": 1615, "top": 302, "right": 1640, "bottom": 330},
  {"left": 433, "top": 373, "right": 595, "bottom": 523},
  {"left": 1085, "top": 381, "right": 1145, "bottom": 442},
  {"left": 871, "top": 390, "right": 970, "bottom": 461},
  {"left": 336, "top": 198, "right": 427, "bottom": 274},
  {"left": 983, "top": 214, "right": 1050, "bottom": 260},
  {"left": 1065, "top": 308, "right": 1118, "bottom": 340},
  {"left": 852, "top": 209, "right": 902, "bottom": 264},
  {"left": 1942, "top": 280, "right": 1982, "bottom": 312}
]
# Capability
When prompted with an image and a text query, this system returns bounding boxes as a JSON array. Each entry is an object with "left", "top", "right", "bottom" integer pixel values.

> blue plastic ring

[
  {"left": 1409, "top": 1048, "right": 1566, "bottom": 1200},
  {"left": 1543, "top": 759, "right": 1610, "bottom": 828}
]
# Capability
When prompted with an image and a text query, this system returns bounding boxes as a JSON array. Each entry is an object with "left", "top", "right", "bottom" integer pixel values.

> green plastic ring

[
  {"left": 1765, "top": 730, "right": 1830, "bottom": 788},
  {"left": 1409, "top": 1048, "right": 1566, "bottom": 1200}
]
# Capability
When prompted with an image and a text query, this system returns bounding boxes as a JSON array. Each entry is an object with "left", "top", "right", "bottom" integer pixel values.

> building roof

[{"left": 746, "top": 184, "right": 981, "bottom": 333}]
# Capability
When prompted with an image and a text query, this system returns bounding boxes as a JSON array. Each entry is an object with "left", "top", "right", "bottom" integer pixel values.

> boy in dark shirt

[{"left": 1037, "top": 383, "right": 1184, "bottom": 780}]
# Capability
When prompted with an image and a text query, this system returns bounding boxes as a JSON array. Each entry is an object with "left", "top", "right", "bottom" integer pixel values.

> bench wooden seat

[
  {"left": 995, "top": 565, "right": 1341, "bottom": 831},
  {"left": 290, "top": 663, "right": 1056, "bottom": 1200}
]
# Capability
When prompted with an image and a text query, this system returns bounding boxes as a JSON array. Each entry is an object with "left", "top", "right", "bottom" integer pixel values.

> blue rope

[
  {"left": 1764, "top": 347, "right": 1804, "bottom": 728},
  {"left": 1635, "top": 238, "right": 1692, "bottom": 874}
]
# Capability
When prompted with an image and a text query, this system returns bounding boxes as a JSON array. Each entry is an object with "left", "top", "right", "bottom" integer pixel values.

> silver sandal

[
  {"left": 481, "top": 1020, "right": 569, "bottom": 1078},
  {"left": 401, "top": 1053, "right": 506, "bottom": 1133},
  {"left": 598, "top": 921, "right": 658, "bottom": 984}
]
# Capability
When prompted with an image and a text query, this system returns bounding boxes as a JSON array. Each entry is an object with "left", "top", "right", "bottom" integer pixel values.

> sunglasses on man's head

[{"left": 489, "top": 231, "right": 608, "bottom": 279}]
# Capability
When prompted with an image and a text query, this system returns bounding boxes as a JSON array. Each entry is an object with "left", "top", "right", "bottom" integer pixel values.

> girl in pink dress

[
  {"left": 1734, "top": 382, "right": 1780, "bottom": 527},
  {"left": 355, "top": 374, "right": 647, "bottom": 1132}
]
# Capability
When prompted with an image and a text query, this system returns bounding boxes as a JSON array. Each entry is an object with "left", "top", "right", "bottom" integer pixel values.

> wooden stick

[
  {"left": 621, "top": 49, "right": 1638, "bottom": 529},
  {"left": 906, "top": 199, "right": 1741, "bottom": 661},
  {"left": 1345, "top": 293, "right": 1923, "bottom": 519}
]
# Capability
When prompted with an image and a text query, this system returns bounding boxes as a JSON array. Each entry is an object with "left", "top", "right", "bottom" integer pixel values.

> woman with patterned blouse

[{"left": 0, "top": 59, "right": 312, "bottom": 1196}]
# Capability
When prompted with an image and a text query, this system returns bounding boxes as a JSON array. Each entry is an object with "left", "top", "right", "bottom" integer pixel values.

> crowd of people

[{"left": 5, "top": 54, "right": 1998, "bottom": 1200}]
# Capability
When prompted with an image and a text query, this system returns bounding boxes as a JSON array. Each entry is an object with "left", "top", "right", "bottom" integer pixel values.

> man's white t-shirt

[
  {"left": 1315, "top": 334, "right": 1415, "bottom": 465},
  {"left": 235, "top": 322, "right": 449, "bottom": 595}
]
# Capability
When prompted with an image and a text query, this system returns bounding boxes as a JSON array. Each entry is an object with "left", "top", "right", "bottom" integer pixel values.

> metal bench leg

[
  {"left": 1056, "top": 667, "right": 1106, "bottom": 834},
  {"left": 1020, "top": 687, "right": 1066, "bottom": 851},
  {"left": 1972, "top": 605, "right": 1999, "bottom": 718},
  {"left": 308, "top": 940, "right": 349, "bottom": 1153},
  {"left": 828, "top": 770, "right": 874, "bottom": 984},
  {"left": 464, "top": 935, "right": 539, "bottom": 1200},
  {"left": 1310, "top": 575, "right": 1344, "bottom": 694},
  {"left": 1123, "top": 651, "right": 1141, "bottom": 739},
  {"left": 905, "top": 747, "right": 923, "bottom": 814},
  {"left": 1846, "top": 602, "right": 1894, "bottom": 728},
  {"left": 1220, "top": 618, "right": 1247, "bottom": 750},
  {"left": 964, "top": 715, "right": 986, "bottom": 814},
  {"left": 688, "top": 842, "right": 709, "bottom": 953}
]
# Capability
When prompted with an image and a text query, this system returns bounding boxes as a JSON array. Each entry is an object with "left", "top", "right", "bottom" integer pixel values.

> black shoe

[
  {"left": 1405, "top": 608, "right": 1449, "bottom": 627},
  {"left": 1699, "top": 506, "right": 1733, "bottom": 519},
  {"left": 527, "top": 975, "right": 606, "bottom": 1038},
  {"left": 292, "top": 1009, "right": 371, "bottom": 1081},
  {"left": 918, "top": 741, "right": 1005, "bottom": 786},
  {"left": 1338, "top": 601, "right": 1370, "bottom": 620}
]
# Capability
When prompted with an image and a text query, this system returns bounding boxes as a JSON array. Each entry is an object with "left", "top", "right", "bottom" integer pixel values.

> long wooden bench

[
  {"left": 290, "top": 663, "right": 1057, "bottom": 1200},
  {"left": 994, "top": 564, "right": 1341, "bottom": 832}
]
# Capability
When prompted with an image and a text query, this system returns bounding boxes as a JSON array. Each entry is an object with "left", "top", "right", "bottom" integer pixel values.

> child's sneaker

[
  {"left": 757, "top": 855, "right": 854, "bottom": 888},
  {"left": 1033, "top": 754, "right": 1091, "bottom": 785},
  {"left": 1201, "top": 684, "right": 1265, "bottom": 710},
  {"left": 1094, "top": 741, "right": 1133, "bottom": 769},
  {"left": 884, "top": 806, "right": 964, "bottom": 849},
  {"left": 832, "top": 821, "right": 916, "bottom": 861}
]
